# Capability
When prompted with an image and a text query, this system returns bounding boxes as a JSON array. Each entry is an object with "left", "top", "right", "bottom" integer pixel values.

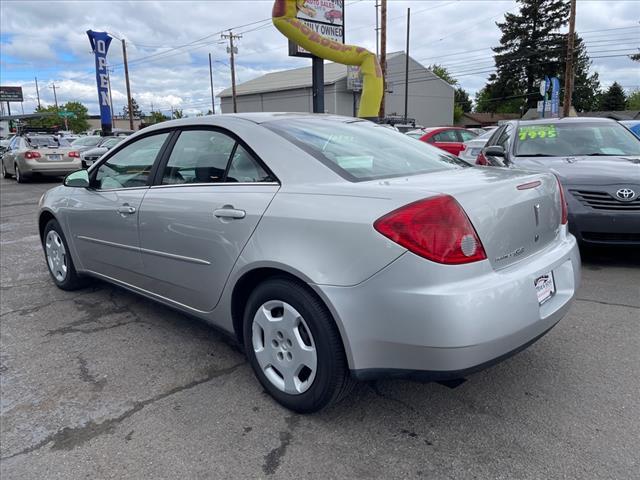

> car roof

[{"left": 516, "top": 117, "right": 618, "bottom": 126}]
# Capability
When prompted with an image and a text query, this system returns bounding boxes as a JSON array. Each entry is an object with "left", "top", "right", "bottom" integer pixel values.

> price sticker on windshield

[{"left": 518, "top": 125, "right": 557, "bottom": 141}]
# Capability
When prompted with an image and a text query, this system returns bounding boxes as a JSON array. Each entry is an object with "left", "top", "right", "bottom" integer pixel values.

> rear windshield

[
  {"left": 26, "top": 136, "right": 61, "bottom": 148},
  {"left": 72, "top": 136, "right": 102, "bottom": 147},
  {"left": 514, "top": 121, "right": 640, "bottom": 157},
  {"left": 264, "top": 118, "right": 468, "bottom": 181}
]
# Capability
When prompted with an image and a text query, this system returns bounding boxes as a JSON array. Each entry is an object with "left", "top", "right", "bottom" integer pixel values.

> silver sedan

[{"left": 38, "top": 113, "right": 581, "bottom": 412}]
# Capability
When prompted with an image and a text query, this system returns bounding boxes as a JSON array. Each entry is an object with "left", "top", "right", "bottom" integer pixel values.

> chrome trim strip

[
  {"left": 76, "top": 235, "right": 211, "bottom": 265},
  {"left": 140, "top": 247, "right": 211, "bottom": 265},
  {"left": 80, "top": 270, "right": 210, "bottom": 314},
  {"left": 76, "top": 235, "right": 138, "bottom": 252},
  {"left": 149, "top": 182, "right": 279, "bottom": 189}
]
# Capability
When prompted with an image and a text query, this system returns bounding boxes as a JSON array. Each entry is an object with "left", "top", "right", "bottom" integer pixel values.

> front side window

[
  {"left": 94, "top": 132, "right": 169, "bottom": 189},
  {"left": 161, "top": 130, "right": 235, "bottom": 184},
  {"left": 265, "top": 118, "right": 468, "bottom": 182}
]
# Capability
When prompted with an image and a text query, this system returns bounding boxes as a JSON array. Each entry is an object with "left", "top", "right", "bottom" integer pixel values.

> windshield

[
  {"left": 265, "top": 118, "right": 469, "bottom": 181},
  {"left": 26, "top": 136, "right": 60, "bottom": 148},
  {"left": 514, "top": 122, "right": 640, "bottom": 157},
  {"left": 72, "top": 136, "right": 102, "bottom": 147},
  {"left": 102, "top": 137, "right": 122, "bottom": 148}
]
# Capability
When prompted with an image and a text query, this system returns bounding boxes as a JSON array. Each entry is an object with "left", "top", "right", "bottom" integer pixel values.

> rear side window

[
  {"left": 433, "top": 130, "right": 458, "bottom": 142},
  {"left": 226, "top": 145, "right": 272, "bottom": 183},
  {"left": 162, "top": 130, "right": 234, "bottom": 184},
  {"left": 265, "top": 118, "right": 468, "bottom": 182},
  {"left": 458, "top": 130, "right": 477, "bottom": 142}
]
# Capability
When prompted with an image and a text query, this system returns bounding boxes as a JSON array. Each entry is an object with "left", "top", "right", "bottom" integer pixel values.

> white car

[{"left": 458, "top": 127, "right": 498, "bottom": 164}]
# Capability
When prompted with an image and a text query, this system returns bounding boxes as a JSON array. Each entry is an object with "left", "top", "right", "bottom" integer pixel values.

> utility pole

[
  {"left": 208, "top": 53, "right": 216, "bottom": 114},
  {"left": 379, "top": 0, "right": 387, "bottom": 119},
  {"left": 222, "top": 31, "right": 242, "bottom": 113},
  {"left": 404, "top": 8, "right": 411, "bottom": 122},
  {"left": 122, "top": 39, "right": 134, "bottom": 130},
  {"left": 35, "top": 77, "right": 41, "bottom": 109},
  {"left": 107, "top": 65, "right": 115, "bottom": 121},
  {"left": 562, "top": 0, "right": 577, "bottom": 117},
  {"left": 50, "top": 83, "right": 59, "bottom": 110},
  {"left": 375, "top": 0, "right": 380, "bottom": 57}
]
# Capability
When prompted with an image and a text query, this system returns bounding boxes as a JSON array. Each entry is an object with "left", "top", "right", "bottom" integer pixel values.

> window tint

[
  {"left": 265, "top": 118, "right": 468, "bottom": 182},
  {"left": 433, "top": 130, "right": 459, "bottom": 142},
  {"left": 95, "top": 133, "right": 169, "bottom": 189},
  {"left": 162, "top": 130, "right": 235, "bottom": 184},
  {"left": 497, "top": 124, "right": 514, "bottom": 151},
  {"left": 226, "top": 145, "right": 272, "bottom": 183},
  {"left": 458, "top": 130, "right": 477, "bottom": 142}
]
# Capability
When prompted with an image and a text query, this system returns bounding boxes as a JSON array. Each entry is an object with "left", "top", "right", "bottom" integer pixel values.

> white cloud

[{"left": 1, "top": 0, "right": 638, "bottom": 116}]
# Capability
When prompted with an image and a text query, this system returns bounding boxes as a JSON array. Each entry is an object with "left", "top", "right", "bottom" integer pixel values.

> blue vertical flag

[
  {"left": 550, "top": 77, "right": 561, "bottom": 118},
  {"left": 87, "top": 30, "right": 113, "bottom": 134}
]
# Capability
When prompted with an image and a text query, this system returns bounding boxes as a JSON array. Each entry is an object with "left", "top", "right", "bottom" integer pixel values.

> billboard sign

[
  {"left": 0, "top": 86, "right": 24, "bottom": 102},
  {"left": 87, "top": 30, "right": 113, "bottom": 134},
  {"left": 289, "top": 0, "right": 344, "bottom": 58}
]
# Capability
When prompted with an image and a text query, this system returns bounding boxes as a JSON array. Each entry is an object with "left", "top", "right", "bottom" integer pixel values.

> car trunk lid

[{"left": 367, "top": 167, "right": 562, "bottom": 269}]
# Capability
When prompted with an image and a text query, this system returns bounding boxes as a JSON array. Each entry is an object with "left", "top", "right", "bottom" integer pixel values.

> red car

[{"left": 407, "top": 127, "right": 478, "bottom": 156}]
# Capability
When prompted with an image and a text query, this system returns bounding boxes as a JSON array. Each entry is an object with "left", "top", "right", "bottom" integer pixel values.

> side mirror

[
  {"left": 64, "top": 169, "right": 90, "bottom": 188},
  {"left": 484, "top": 145, "right": 505, "bottom": 157}
]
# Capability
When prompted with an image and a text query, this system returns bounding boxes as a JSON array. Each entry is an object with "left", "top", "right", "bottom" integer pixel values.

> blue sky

[{"left": 1, "top": 0, "right": 638, "bottom": 117}]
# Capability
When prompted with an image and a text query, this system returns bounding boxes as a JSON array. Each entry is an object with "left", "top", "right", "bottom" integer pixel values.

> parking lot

[{"left": 1, "top": 176, "right": 638, "bottom": 479}]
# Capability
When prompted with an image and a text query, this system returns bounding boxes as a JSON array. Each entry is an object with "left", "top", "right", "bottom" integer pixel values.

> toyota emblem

[{"left": 616, "top": 188, "right": 635, "bottom": 201}]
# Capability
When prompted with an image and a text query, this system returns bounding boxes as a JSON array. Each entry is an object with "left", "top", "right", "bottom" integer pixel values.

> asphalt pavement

[{"left": 1, "top": 176, "right": 639, "bottom": 480}]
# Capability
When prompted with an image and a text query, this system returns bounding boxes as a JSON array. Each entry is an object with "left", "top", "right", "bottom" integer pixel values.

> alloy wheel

[
  {"left": 252, "top": 300, "right": 317, "bottom": 395},
  {"left": 45, "top": 230, "right": 68, "bottom": 282}
]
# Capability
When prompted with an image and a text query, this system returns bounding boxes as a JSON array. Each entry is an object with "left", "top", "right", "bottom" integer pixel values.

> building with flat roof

[{"left": 219, "top": 52, "right": 454, "bottom": 126}]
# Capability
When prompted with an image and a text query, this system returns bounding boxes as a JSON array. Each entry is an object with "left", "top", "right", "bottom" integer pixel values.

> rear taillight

[
  {"left": 556, "top": 177, "right": 568, "bottom": 225},
  {"left": 374, "top": 195, "right": 487, "bottom": 265},
  {"left": 68, "top": 151, "right": 80, "bottom": 158},
  {"left": 24, "top": 151, "right": 41, "bottom": 159},
  {"left": 476, "top": 152, "right": 488, "bottom": 165}
]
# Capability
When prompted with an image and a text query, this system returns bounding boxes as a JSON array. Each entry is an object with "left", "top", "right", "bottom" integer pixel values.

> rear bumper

[
  {"left": 20, "top": 158, "right": 81, "bottom": 176},
  {"left": 316, "top": 229, "right": 580, "bottom": 377}
]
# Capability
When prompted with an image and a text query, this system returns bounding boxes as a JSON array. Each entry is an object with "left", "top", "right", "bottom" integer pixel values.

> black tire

[
  {"left": 15, "top": 163, "right": 29, "bottom": 183},
  {"left": 43, "top": 219, "right": 90, "bottom": 291},
  {"left": 1, "top": 160, "right": 11, "bottom": 178},
  {"left": 243, "top": 277, "right": 355, "bottom": 413}
]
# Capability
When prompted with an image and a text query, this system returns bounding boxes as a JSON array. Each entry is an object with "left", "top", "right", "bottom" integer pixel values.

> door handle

[
  {"left": 117, "top": 205, "right": 136, "bottom": 215},
  {"left": 214, "top": 207, "right": 246, "bottom": 219}
]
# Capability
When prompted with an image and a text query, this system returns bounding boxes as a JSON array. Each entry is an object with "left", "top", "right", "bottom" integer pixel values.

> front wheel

[
  {"left": 1, "top": 160, "right": 11, "bottom": 178},
  {"left": 243, "top": 278, "right": 354, "bottom": 413},
  {"left": 43, "top": 219, "right": 90, "bottom": 290}
]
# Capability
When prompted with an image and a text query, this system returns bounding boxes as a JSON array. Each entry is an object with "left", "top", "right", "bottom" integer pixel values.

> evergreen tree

[
  {"left": 122, "top": 97, "right": 143, "bottom": 118},
  {"left": 485, "top": 0, "right": 570, "bottom": 112},
  {"left": 627, "top": 90, "right": 640, "bottom": 110},
  {"left": 599, "top": 82, "right": 627, "bottom": 111},
  {"left": 429, "top": 64, "right": 473, "bottom": 114},
  {"left": 455, "top": 88, "right": 472, "bottom": 112}
]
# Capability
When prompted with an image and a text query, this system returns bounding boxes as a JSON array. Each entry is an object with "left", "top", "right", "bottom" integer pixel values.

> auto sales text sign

[
  {"left": 0, "top": 86, "right": 24, "bottom": 102},
  {"left": 289, "top": 0, "right": 344, "bottom": 58},
  {"left": 87, "top": 30, "right": 113, "bottom": 134}
]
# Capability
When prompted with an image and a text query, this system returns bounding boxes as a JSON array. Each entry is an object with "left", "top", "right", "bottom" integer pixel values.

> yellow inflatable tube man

[{"left": 272, "top": 0, "right": 383, "bottom": 119}]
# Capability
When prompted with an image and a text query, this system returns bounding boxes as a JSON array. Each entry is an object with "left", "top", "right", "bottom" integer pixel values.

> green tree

[
  {"left": 29, "top": 101, "right": 89, "bottom": 133},
  {"left": 483, "top": 0, "right": 570, "bottom": 112},
  {"left": 627, "top": 89, "right": 640, "bottom": 110},
  {"left": 567, "top": 36, "right": 601, "bottom": 112},
  {"left": 599, "top": 82, "right": 627, "bottom": 111},
  {"left": 429, "top": 64, "right": 458, "bottom": 86},
  {"left": 147, "top": 110, "right": 168, "bottom": 124},
  {"left": 455, "top": 88, "right": 472, "bottom": 112},
  {"left": 122, "top": 97, "right": 143, "bottom": 118},
  {"left": 172, "top": 109, "right": 184, "bottom": 119}
]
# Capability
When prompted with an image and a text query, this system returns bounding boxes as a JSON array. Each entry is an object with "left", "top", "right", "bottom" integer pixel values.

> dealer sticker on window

[
  {"left": 518, "top": 125, "right": 557, "bottom": 141},
  {"left": 535, "top": 272, "right": 556, "bottom": 305}
]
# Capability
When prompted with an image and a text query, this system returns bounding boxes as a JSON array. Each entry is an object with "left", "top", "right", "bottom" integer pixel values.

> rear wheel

[
  {"left": 43, "top": 219, "right": 89, "bottom": 290},
  {"left": 15, "top": 163, "right": 29, "bottom": 183},
  {"left": 243, "top": 277, "right": 354, "bottom": 413}
]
